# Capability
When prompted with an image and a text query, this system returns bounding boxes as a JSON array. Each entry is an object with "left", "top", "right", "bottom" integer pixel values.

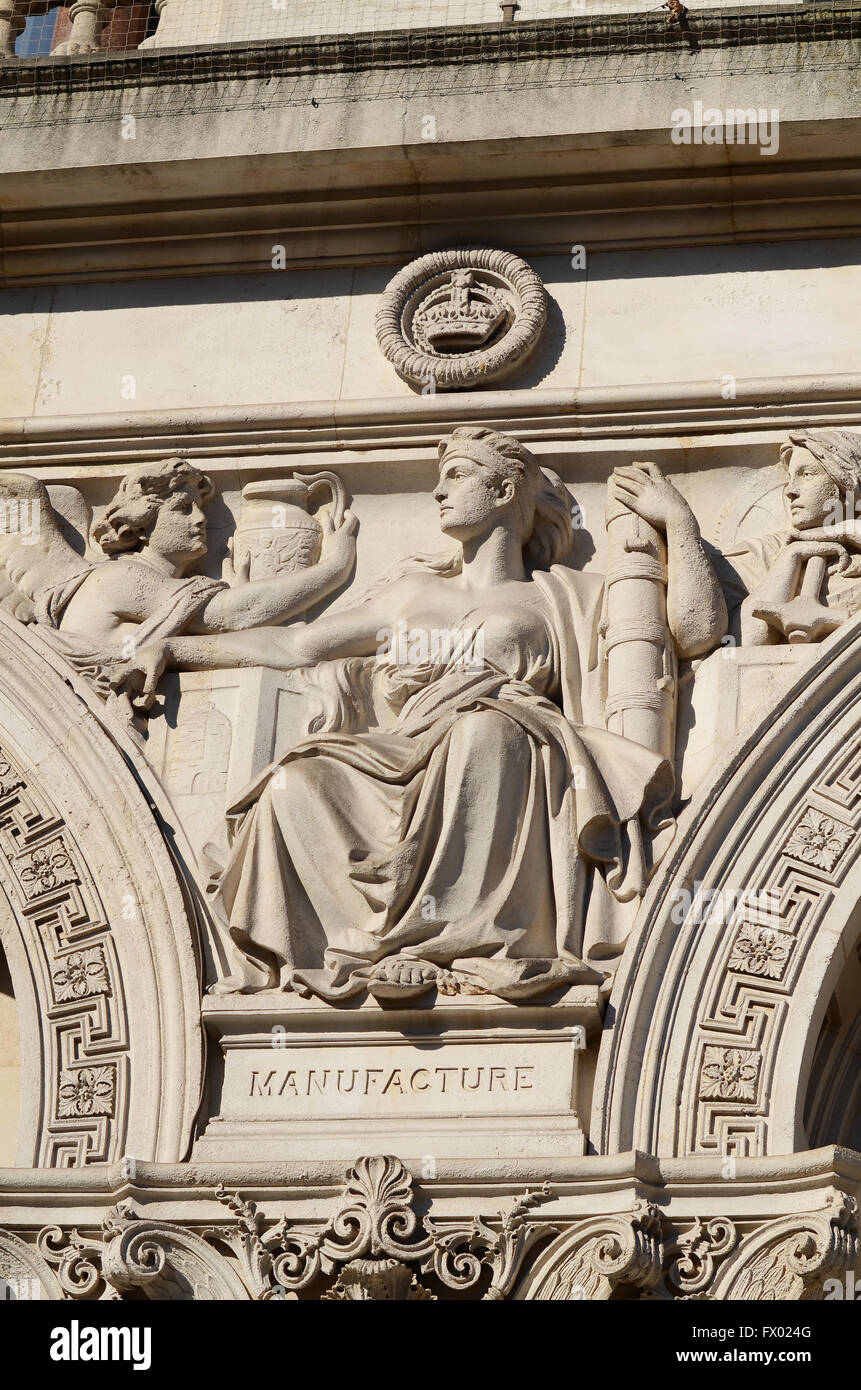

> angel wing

[{"left": 0, "top": 473, "right": 93, "bottom": 626}]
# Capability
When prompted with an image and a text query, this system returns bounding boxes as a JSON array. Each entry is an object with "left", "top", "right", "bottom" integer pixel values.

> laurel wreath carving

[{"left": 375, "top": 248, "right": 547, "bottom": 391}]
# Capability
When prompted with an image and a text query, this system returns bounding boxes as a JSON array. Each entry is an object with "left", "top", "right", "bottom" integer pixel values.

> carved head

[
  {"left": 434, "top": 427, "right": 573, "bottom": 569},
  {"left": 780, "top": 429, "right": 861, "bottom": 530},
  {"left": 93, "top": 457, "right": 214, "bottom": 569}
]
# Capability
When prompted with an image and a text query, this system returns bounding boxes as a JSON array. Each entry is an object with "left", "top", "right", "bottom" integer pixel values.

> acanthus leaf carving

[
  {"left": 100, "top": 1201, "right": 251, "bottom": 1301},
  {"left": 321, "top": 1259, "right": 436, "bottom": 1301},
  {"left": 514, "top": 1201, "right": 664, "bottom": 1301},
  {"left": 37, "top": 1224, "right": 109, "bottom": 1301},
  {"left": 35, "top": 1202, "right": 251, "bottom": 1302},
  {"left": 9, "top": 1192, "right": 859, "bottom": 1302},
  {"left": 714, "top": 1193, "right": 860, "bottom": 1300},
  {"left": 667, "top": 1218, "right": 738, "bottom": 1298},
  {"left": 0, "top": 1229, "right": 64, "bottom": 1301},
  {"left": 218, "top": 1155, "right": 553, "bottom": 1300}
]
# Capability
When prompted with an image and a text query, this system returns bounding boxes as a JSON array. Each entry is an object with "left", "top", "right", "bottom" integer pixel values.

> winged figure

[{"left": 0, "top": 457, "right": 356, "bottom": 717}]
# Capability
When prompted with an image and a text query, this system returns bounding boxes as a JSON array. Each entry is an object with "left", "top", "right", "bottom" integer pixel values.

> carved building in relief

[{"left": 1, "top": 0, "right": 860, "bottom": 1307}]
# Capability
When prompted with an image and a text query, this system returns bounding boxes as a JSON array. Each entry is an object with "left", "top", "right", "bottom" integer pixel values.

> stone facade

[{"left": 0, "top": 2, "right": 860, "bottom": 1305}]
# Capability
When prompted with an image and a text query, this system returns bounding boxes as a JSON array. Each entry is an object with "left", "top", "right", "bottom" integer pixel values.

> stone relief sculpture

[
  {"left": 3, "top": 426, "right": 860, "bottom": 1304},
  {"left": 727, "top": 428, "right": 861, "bottom": 645},
  {"left": 375, "top": 248, "right": 548, "bottom": 391},
  {"left": 0, "top": 457, "right": 357, "bottom": 719},
  {"left": 115, "top": 427, "right": 727, "bottom": 1001}
]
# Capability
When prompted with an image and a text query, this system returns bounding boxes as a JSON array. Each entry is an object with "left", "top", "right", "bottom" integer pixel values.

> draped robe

[{"left": 215, "top": 564, "right": 675, "bottom": 1000}]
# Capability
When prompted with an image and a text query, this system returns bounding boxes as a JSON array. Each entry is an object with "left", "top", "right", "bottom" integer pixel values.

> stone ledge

[
  {"left": 1, "top": 6, "right": 860, "bottom": 97},
  {"left": 201, "top": 982, "right": 603, "bottom": 1025},
  {"left": 0, "top": 1146, "right": 858, "bottom": 1218},
  {"left": 196, "top": 988, "right": 603, "bottom": 1163},
  {"left": 3, "top": 373, "right": 861, "bottom": 469}
]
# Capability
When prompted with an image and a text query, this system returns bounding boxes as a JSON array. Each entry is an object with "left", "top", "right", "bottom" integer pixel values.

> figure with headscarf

[
  {"left": 731, "top": 429, "right": 861, "bottom": 645},
  {"left": 127, "top": 428, "right": 727, "bottom": 1001}
]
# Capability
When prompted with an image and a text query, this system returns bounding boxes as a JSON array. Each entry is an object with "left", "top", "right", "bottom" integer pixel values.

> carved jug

[{"left": 233, "top": 472, "right": 345, "bottom": 579}]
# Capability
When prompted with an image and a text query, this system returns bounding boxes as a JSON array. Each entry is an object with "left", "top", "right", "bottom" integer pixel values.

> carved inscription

[
  {"left": 250, "top": 1064, "right": 535, "bottom": 1098},
  {"left": 221, "top": 1041, "right": 576, "bottom": 1120}
]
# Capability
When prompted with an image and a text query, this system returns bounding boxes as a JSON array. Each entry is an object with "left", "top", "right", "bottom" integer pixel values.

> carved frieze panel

[
  {"left": 5, "top": 1167, "right": 857, "bottom": 1302},
  {"left": 16, "top": 1157, "right": 554, "bottom": 1302}
]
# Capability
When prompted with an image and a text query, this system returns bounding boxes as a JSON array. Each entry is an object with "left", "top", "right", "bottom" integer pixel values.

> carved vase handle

[{"left": 302, "top": 471, "right": 346, "bottom": 529}]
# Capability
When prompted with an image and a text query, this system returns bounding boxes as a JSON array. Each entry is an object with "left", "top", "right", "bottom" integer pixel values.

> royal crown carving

[{"left": 375, "top": 248, "right": 547, "bottom": 390}]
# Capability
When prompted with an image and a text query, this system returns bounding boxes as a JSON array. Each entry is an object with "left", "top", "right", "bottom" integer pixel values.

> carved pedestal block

[
  {"left": 144, "top": 666, "right": 326, "bottom": 872},
  {"left": 195, "top": 988, "right": 602, "bottom": 1164},
  {"left": 678, "top": 645, "right": 817, "bottom": 799}
]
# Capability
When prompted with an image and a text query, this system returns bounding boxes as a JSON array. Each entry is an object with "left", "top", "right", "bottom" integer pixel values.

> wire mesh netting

[
  {"left": 5, "top": 1, "right": 806, "bottom": 55},
  {"left": 0, "top": 2, "right": 858, "bottom": 129}
]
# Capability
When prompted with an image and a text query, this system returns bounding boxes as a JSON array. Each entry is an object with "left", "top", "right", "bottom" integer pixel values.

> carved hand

[
  {"left": 761, "top": 537, "right": 848, "bottom": 594},
  {"left": 108, "top": 640, "right": 169, "bottom": 712},
  {"left": 320, "top": 507, "right": 358, "bottom": 576},
  {"left": 610, "top": 462, "right": 690, "bottom": 532},
  {"left": 223, "top": 537, "right": 252, "bottom": 588},
  {"left": 791, "top": 519, "right": 861, "bottom": 550}
]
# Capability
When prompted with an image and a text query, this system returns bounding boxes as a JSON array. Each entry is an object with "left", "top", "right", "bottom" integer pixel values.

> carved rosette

[
  {"left": 686, "top": 784, "right": 861, "bottom": 1158},
  {"left": 0, "top": 612, "right": 203, "bottom": 1169},
  {"left": 375, "top": 248, "right": 547, "bottom": 391},
  {"left": 0, "top": 732, "right": 128, "bottom": 1166}
]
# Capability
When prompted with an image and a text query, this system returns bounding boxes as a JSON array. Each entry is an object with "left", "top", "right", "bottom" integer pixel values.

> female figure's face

[
  {"left": 433, "top": 452, "right": 515, "bottom": 543},
  {"left": 145, "top": 485, "right": 208, "bottom": 567},
  {"left": 784, "top": 446, "right": 840, "bottom": 529}
]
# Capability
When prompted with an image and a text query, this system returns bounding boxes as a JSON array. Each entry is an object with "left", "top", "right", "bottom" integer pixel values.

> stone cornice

[
  {"left": 1, "top": 374, "right": 860, "bottom": 471},
  {"left": 2, "top": 7, "right": 860, "bottom": 285},
  {"left": 1, "top": 5, "right": 859, "bottom": 96},
  {"left": 0, "top": 1147, "right": 858, "bottom": 1222}
]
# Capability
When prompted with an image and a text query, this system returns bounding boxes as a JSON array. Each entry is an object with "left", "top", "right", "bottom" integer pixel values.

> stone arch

[
  {"left": 0, "top": 613, "right": 203, "bottom": 1167},
  {"left": 0, "top": 930, "right": 21, "bottom": 1166},
  {"left": 803, "top": 924, "right": 861, "bottom": 1150},
  {"left": 593, "top": 619, "right": 861, "bottom": 1159}
]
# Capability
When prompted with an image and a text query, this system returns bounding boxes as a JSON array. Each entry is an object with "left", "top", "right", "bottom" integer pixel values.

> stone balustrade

[{"left": 0, "top": 0, "right": 158, "bottom": 57}]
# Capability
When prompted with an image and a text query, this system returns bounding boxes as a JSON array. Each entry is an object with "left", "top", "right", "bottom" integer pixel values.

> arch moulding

[
  {"left": 0, "top": 612, "right": 203, "bottom": 1168},
  {"left": 594, "top": 618, "right": 861, "bottom": 1160}
]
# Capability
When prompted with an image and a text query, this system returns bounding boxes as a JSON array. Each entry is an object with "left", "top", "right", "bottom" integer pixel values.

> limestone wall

[{"left": 3, "top": 242, "right": 859, "bottom": 420}]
